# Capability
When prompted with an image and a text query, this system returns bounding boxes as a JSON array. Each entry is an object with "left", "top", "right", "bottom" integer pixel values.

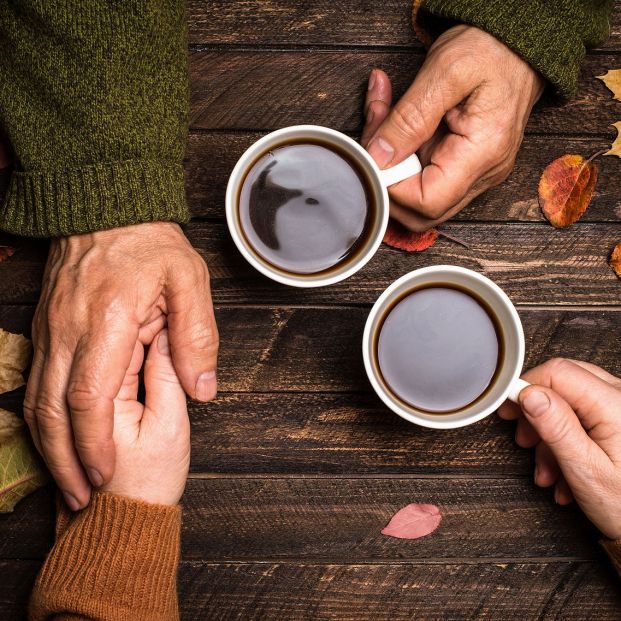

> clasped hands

[{"left": 21, "top": 25, "right": 621, "bottom": 541}]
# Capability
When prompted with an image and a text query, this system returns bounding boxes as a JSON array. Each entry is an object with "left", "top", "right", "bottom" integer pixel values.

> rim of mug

[
  {"left": 225, "top": 125, "right": 390, "bottom": 288},
  {"left": 362, "top": 265, "right": 526, "bottom": 430}
]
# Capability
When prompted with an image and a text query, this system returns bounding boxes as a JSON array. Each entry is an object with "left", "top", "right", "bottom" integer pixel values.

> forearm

[
  {"left": 413, "top": 0, "right": 613, "bottom": 99},
  {"left": 0, "top": 0, "right": 190, "bottom": 237},
  {"left": 29, "top": 492, "right": 181, "bottom": 621}
]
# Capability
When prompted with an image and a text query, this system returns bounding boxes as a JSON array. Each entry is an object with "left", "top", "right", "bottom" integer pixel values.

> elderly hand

[
  {"left": 362, "top": 25, "right": 545, "bottom": 232},
  {"left": 24, "top": 221, "right": 217, "bottom": 510},
  {"left": 499, "top": 359, "right": 621, "bottom": 540},
  {"left": 102, "top": 329, "right": 190, "bottom": 505}
]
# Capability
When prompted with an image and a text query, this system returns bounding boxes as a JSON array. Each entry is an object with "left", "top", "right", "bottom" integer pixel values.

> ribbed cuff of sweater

[
  {"left": 414, "top": 0, "right": 587, "bottom": 100},
  {"left": 0, "top": 159, "right": 189, "bottom": 238},
  {"left": 29, "top": 491, "right": 181, "bottom": 621},
  {"left": 601, "top": 539, "right": 621, "bottom": 577}
]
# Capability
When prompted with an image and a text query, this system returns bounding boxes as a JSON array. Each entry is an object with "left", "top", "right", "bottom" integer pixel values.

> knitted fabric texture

[
  {"left": 415, "top": 0, "right": 613, "bottom": 99},
  {"left": 29, "top": 491, "right": 182, "bottom": 621},
  {"left": 0, "top": 1, "right": 190, "bottom": 237}
]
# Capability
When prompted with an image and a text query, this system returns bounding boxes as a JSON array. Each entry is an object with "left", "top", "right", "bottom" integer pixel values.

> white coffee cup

[
  {"left": 362, "top": 266, "right": 530, "bottom": 429},
  {"left": 225, "top": 125, "right": 422, "bottom": 288}
]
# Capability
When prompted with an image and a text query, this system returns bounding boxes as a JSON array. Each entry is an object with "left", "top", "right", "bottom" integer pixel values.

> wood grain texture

[
  {"left": 1, "top": 306, "right": 619, "bottom": 393},
  {"left": 187, "top": 0, "right": 621, "bottom": 50},
  {"left": 185, "top": 132, "right": 621, "bottom": 222},
  {"left": 0, "top": 478, "right": 602, "bottom": 561},
  {"left": 1, "top": 222, "right": 620, "bottom": 306},
  {"left": 2, "top": 559, "right": 620, "bottom": 620},
  {"left": 189, "top": 52, "right": 621, "bottom": 135}
]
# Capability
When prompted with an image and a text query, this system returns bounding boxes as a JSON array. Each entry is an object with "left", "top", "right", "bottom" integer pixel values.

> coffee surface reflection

[
  {"left": 377, "top": 286, "right": 501, "bottom": 413},
  {"left": 239, "top": 142, "right": 372, "bottom": 275}
]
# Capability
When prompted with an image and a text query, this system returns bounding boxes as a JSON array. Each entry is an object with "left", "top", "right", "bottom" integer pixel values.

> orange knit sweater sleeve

[{"left": 29, "top": 491, "right": 182, "bottom": 621}]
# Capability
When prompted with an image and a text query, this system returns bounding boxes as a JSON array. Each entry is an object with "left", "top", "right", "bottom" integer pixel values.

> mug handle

[
  {"left": 377, "top": 153, "right": 422, "bottom": 188},
  {"left": 507, "top": 378, "right": 531, "bottom": 404}
]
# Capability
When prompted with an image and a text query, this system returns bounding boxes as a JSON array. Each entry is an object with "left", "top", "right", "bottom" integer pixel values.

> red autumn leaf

[
  {"left": 538, "top": 154, "right": 599, "bottom": 228},
  {"left": 0, "top": 246, "right": 14, "bottom": 263},
  {"left": 383, "top": 220, "right": 438, "bottom": 252},
  {"left": 610, "top": 242, "right": 621, "bottom": 279},
  {"left": 381, "top": 503, "right": 442, "bottom": 540}
]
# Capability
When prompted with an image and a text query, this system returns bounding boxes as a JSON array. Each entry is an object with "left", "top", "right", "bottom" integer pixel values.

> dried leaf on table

[
  {"left": 538, "top": 154, "right": 599, "bottom": 228},
  {"left": 383, "top": 220, "right": 438, "bottom": 252},
  {"left": 0, "top": 408, "right": 48, "bottom": 513},
  {"left": 597, "top": 69, "right": 621, "bottom": 101},
  {"left": 0, "top": 246, "right": 14, "bottom": 263},
  {"left": 610, "top": 242, "right": 621, "bottom": 279},
  {"left": 381, "top": 503, "right": 442, "bottom": 540},
  {"left": 606, "top": 122, "right": 621, "bottom": 159},
  {"left": 0, "top": 329, "right": 31, "bottom": 394}
]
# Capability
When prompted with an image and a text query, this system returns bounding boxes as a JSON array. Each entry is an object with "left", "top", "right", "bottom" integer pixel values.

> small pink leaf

[{"left": 381, "top": 503, "right": 442, "bottom": 540}]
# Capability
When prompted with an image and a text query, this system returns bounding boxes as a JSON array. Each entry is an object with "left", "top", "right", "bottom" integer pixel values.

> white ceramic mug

[
  {"left": 362, "top": 266, "right": 530, "bottom": 429},
  {"left": 225, "top": 125, "right": 422, "bottom": 288}
]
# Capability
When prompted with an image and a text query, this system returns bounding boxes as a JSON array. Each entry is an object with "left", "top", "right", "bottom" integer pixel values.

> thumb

[
  {"left": 166, "top": 267, "right": 219, "bottom": 402},
  {"left": 366, "top": 62, "right": 475, "bottom": 169},
  {"left": 144, "top": 330, "right": 187, "bottom": 417},
  {"left": 519, "top": 385, "right": 606, "bottom": 481}
]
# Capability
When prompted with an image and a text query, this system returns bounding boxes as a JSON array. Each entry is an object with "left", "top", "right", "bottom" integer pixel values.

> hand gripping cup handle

[
  {"left": 377, "top": 153, "right": 423, "bottom": 188},
  {"left": 507, "top": 378, "right": 531, "bottom": 404}
]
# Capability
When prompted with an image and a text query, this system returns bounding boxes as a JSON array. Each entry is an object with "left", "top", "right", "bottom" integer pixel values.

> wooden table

[{"left": 2, "top": 2, "right": 621, "bottom": 618}]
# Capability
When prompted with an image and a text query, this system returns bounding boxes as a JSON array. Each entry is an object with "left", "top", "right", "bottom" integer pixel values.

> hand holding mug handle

[
  {"left": 377, "top": 154, "right": 422, "bottom": 188},
  {"left": 507, "top": 378, "right": 531, "bottom": 403}
]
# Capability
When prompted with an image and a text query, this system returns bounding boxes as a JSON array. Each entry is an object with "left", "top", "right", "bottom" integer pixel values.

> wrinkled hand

[
  {"left": 24, "top": 222, "right": 218, "bottom": 510},
  {"left": 362, "top": 25, "right": 544, "bottom": 232},
  {"left": 103, "top": 330, "right": 190, "bottom": 505},
  {"left": 499, "top": 359, "right": 621, "bottom": 539}
]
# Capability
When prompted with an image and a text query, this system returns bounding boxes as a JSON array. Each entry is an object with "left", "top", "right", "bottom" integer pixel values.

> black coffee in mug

[
  {"left": 238, "top": 141, "right": 377, "bottom": 275},
  {"left": 375, "top": 284, "right": 503, "bottom": 413}
]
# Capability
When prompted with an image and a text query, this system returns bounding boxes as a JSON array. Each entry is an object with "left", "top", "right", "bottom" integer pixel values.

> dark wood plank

[
  {"left": 2, "top": 559, "right": 620, "bottom": 620},
  {"left": 0, "top": 477, "right": 602, "bottom": 561},
  {"left": 1, "top": 306, "right": 619, "bottom": 394},
  {"left": 185, "top": 132, "right": 621, "bottom": 222},
  {"left": 177, "top": 561, "right": 621, "bottom": 620},
  {"left": 187, "top": 0, "right": 621, "bottom": 51},
  {"left": 2, "top": 222, "right": 620, "bottom": 306},
  {"left": 189, "top": 52, "right": 621, "bottom": 135},
  {"left": 179, "top": 478, "right": 602, "bottom": 561}
]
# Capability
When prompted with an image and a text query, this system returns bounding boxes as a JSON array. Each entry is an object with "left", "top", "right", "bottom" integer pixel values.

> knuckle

[
  {"left": 34, "top": 394, "right": 66, "bottom": 429},
  {"left": 545, "top": 357, "right": 572, "bottom": 376},
  {"left": 66, "top": 382, "right": 101, "bottom": 414},
  {"left": 391, "top": 101, "right": 427, "bottom": 141}
]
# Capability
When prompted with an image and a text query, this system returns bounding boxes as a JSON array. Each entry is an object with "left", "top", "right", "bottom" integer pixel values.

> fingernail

[
  {"left": 521, "top": 390, "right": 550, "bottom": 417},
  {"left": 157, "top": 331, "right": 170, "bottom": 355},
  {"left": 366, "top": 106, "right": 375, "bottom": 125},
  {"left": 87, "top": 468, "right": 104, "bottom": 487},
  {"left": 63, "top": 491, "right": 81, "bottom": 511},
  {"left": 196, "top": 370, "right": 217, "bottom": 401},
  {"left": 368, "top": 137, "right": 394, "bottom": 168},
  {"left": 368, "top": 70, "right": 377, "bottom": 91}
]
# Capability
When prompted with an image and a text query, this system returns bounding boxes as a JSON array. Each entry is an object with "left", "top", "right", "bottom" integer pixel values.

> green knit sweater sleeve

[
  {"left": 414, "top": 0, "right": 613, "bottom": 100},
  {"left": 0, "top": 1, "right": 190, "bottom": 238}
]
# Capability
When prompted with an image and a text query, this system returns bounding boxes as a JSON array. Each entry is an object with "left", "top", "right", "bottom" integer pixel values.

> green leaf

[{"left": 0, "top": 409, "right": 48, "bottom": 512}]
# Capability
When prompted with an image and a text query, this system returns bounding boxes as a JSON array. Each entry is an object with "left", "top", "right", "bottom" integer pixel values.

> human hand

[
  {"left": 102, "top": 330, "right": 190, "bottom": 505},
  {"left": 498, "top": 358, "right": 621, "bottom": 539},
  {"left": 24, "top": 222, "right": 218, "bottom": 510},
  {"left": 362, "top": 25, "right": 545, "bottom": 232}
]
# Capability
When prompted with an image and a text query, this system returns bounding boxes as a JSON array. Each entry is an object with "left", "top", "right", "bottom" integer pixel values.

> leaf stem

[
  {"left": 587, "top": 149, "right": 608, "bottom": 163},
  {"left": 438, "top": 230, "right": 470, "bottom": 249}
]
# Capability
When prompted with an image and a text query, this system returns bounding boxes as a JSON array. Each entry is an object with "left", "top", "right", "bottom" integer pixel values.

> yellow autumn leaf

[
  {"left": 598, "top": 69, "right": 621, "bottom": 101},
  {"left": 606, "top": 122, "right": 621, "bottom": 158},
  {"left": 0, "top": 408, "right": 48, "bottom": 512},
  {"left": 0, "top": 329, "right": 31, "bottom": 394}
]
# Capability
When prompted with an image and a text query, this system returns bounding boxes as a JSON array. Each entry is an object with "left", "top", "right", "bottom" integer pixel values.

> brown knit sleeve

[
  {"left": 601, "top": 539, "right": 621, "bottom": 577},
  {"left": 29, "top": 491, "right": 182, "bottom": 621}
]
